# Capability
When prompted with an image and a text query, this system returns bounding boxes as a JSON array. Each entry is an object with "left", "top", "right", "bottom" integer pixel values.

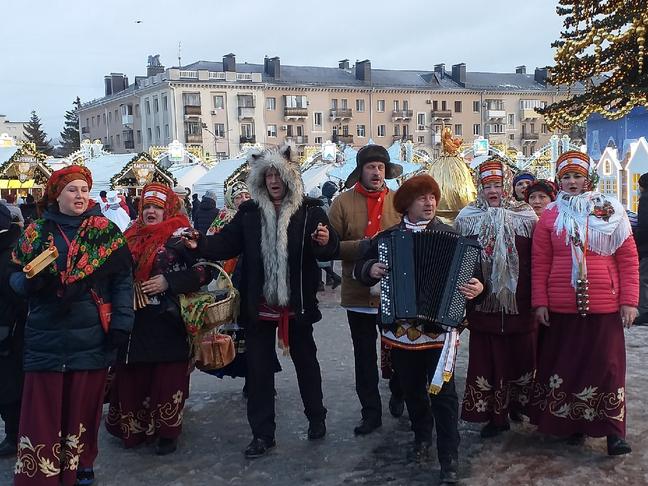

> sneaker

[
  {"left": 75, "top": 468, "right": 95, "bottom": 486},
  {"left": 155, "top": 437, "right": 178, "bottom": 455},
  {"left": 607, "top": 435, "right": 632, "bottom": 455},
  {"left": 407, "top": 440, "right": 431, "bottom": 463},
  {"left": 353, "top": 418, "right": 382, "bottom": 436},
  {"left": 480, "top": 421, "right": 510, "bottom": 438},
  {"left": 388, "top": 395, "right": 405, "bottom": 418},
  {"left": 307, "top": 420, "right": 326, "bottom": 440},
  {"left": 244, "top": 437, "right": 276, "bottom": 458}
]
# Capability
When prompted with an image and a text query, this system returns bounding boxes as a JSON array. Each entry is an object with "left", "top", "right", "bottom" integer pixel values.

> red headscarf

[
  {"left": 124, "top": 182, "right": 190, "bottom": 282},
  {"left": 39, "top": 165, "right": 94, "bottom": 211}
]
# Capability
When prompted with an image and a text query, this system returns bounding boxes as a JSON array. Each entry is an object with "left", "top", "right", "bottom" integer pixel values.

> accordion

[{"left": 378, "top": 230, "right": 481, "bottom": 329}]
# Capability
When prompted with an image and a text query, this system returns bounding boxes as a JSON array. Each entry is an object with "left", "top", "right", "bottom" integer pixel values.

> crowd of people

[{"left": 0, "top": 142, "right": 642, "bottom": 485}]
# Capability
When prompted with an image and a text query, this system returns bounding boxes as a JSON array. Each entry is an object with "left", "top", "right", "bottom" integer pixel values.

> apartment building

[
  {"left": 0, "top": 115, "right": 28, "bottom": 142},
  {"left": 80, "top": 55, "right": 576, "bottom": 160}
]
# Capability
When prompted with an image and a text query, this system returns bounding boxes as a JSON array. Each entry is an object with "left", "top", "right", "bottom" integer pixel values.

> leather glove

[{"left": 105, "top": 329, "right": 130, "bottom": 351}]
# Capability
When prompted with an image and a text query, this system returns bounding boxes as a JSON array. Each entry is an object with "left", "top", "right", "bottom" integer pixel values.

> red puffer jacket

[{"left": 532, "top": 206, "right": 639, "bottom": 314}]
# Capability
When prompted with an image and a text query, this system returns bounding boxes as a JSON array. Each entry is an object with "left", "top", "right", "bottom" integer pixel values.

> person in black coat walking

[
  {"left": 0, "top": 206, "right": 26, "bottom": 457},
  {"left": 193, "top": 190, "right": 220, "bottom": 234},
  {"left": 635, "top": 173, "right": 648, "bottom": 325},
  {"left": 186, "top": 144, "right": 339, "bottom": 458}
]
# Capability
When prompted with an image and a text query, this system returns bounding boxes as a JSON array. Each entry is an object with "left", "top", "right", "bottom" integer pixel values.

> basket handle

[{"left": 193, "top": 261, "right": 235, "bottom": 293}]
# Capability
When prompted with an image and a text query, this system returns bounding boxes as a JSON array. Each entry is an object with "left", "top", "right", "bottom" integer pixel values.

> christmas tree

[
  {"left": 23, "top": 110, "right": 53, "bottom": 155},
  {"left": 59, "top": 97, "right": 81, "bottom": 156},
  {"left": 539, "top": 0, "right": 648, "bottom": 129}
]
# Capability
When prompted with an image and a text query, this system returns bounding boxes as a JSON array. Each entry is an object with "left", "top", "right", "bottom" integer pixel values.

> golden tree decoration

[{"left": 538, "top": 0, "right": 648, "bottom": 129}]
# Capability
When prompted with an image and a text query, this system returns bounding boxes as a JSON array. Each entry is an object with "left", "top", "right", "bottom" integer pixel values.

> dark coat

[
  {"left": 10, "top": 206, "right": 135, "bottom": 372},
  {"left": 354, "top": 217, "right": 485, "bottom": 329},
  {"left": 197, "top": 197, "right": 339, "bottom": 326},
  {"left": 193, "top": 197, "right": 219, "bottom": 234},
  {"left": 19, "top": 202, "right": 38, "bottom": 224},
  {"left": 636, "top": 190, "right": 648, "bottom": 259},
  {"left": 125, "top": 238, "right": 212, "bottom": 364},
  {"left": 0, "top": 224, "right": 26, "bottom": 403}
]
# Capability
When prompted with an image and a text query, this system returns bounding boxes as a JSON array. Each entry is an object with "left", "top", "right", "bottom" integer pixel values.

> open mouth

[{"left": 145, "top": 215, "right": 157, "bottom": 222}]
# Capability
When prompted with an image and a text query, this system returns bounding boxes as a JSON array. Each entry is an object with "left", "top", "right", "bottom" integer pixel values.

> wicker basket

[{"left": 195, "top": 262, "right": 239, "bottom": 330}]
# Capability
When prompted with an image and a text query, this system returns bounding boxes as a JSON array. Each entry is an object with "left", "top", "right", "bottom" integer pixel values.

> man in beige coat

[{"left": 329, "top": 144, "right": 403, "bottom": 435}]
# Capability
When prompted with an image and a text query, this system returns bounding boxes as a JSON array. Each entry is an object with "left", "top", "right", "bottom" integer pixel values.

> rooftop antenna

[{"left": 177, "top": 41, "right": 182, "bottom": 68}]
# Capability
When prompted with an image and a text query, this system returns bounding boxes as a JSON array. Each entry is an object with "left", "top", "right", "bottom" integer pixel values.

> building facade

[
  {"left": 80, "top": 55, "right": 576, "bottom": 160},
  {"left": 0, "top": 115, "right": 28, "bottom": 142}
]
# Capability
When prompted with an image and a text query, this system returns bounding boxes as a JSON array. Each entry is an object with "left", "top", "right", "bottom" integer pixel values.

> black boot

[
  {"left": 353, "top": 418, "right": 382, "bottom": 436},
  {"left": 0, "top": 436, "right": 17, "bottom": 457},
  {"left": 75, "top": 468, "right": 95, "bottom": 486},
  {"left": 155, "top": 437, "right": 178, "bottom": 455},
  {"left": 388, "top": 394, "right": 405, "bottom": 418},
  {"left": 480, "top": 421, "right": 510, "bottom": 438},
  {"left": 607, "top": 435, "right": 632, "bottom": 455},
  {"left": 439, "top": 458, "right": 459, "bottom": 484},
  {"left": 406, "top": 440, "right": 431, "bottom": 463},
  {"left": 307, "top": 420, "right": 326, "bottom": 440},
  {"left": 244, "top": 437, "right": 276, "bottom": 458}
]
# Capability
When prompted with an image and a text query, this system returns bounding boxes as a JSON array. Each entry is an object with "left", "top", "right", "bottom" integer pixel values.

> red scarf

[
  {"left": 125, "top": 214, "right": 190, "bottom": 282},
  {"left": 354, "top": 182, "right": 388, "bottom": 237}
]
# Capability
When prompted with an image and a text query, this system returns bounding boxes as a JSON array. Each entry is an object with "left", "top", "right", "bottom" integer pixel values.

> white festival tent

[
  {"left": 192, "top": 157, "right": 248, "bottom": 208},
  {"left": 167, "top": 163, "right": 209, "bottom": 194}
]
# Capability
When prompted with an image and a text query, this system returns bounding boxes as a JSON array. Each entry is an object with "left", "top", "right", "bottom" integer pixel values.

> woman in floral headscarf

[
  {"left": 454, "top": 157, "right": 538, "bottom": 438},
  {"left": 105, "top": 183, "right": 211, "bottom": 456},
  {"left": 10, "top": 165, "right": 134, "bottom": 486},
  {"left": 530, "top": 151, "right": 638, "bottom": 455}
]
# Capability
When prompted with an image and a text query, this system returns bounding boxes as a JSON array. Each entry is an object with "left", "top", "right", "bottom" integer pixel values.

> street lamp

[{"left": 202, "top": 123, "right": 232, "bottom": 161}]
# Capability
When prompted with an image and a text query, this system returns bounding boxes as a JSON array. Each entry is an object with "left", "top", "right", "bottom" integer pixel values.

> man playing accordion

[{"left": 354, "top": 175, "right": 484, "bottom": 484}]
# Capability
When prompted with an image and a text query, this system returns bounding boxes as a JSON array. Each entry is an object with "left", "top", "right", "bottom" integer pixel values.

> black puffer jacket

[
  {"left": 193, "top": 197, "right": 219, "bottom": 235},
  {"left": 636, "top": 190, "right": 648, "bottom": 259},
  {"left": 197, "top": 197, "right": 339, "bottom": 326},
  {"left": 10, "top": 206, "right": 134, "bottom": 372}
]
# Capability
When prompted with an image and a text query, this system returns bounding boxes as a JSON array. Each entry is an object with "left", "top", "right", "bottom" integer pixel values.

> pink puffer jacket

[{"left": 532, "top": 206, "right": 639, "bottom": 314}]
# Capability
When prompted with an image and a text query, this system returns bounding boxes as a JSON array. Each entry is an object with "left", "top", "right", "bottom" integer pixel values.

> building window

[
  {"left": 530, "top": 123, "right": 536, "bottom": 133},
  {"left": 314, "top": 137, "right": 323, "bottom": 144},
  {"left": 164, "top": 124, "right": 169, "bottom": 140},
  {"left": 103, "top": 113, "right": 106, "bottom": 124},
  {"left": 162, "top": 96, "right": 168, "bottom": 111},
  {"left": 488, "top": 123, "right": 505, "bottom": 134},
  {"left": 110, "top": 135, "right": 114, "bottom": 147},
  {"left": 433, "top": 100, "right": 439, "bottom": 111},
  {"left": 357, "top": 125, "right": 366, "bottom": 137},
  {"left": 154, "top": 98, "right": 159, "bottom": 113},
  {"left": 241, "top": 123, "right": 254, "bottom": 137},
  {"left": 417, "top": 113, "right": 426, "bottom": 131},
  {"left": 394, "top": 125, "right": 401, "bottom": 136},
  {"left": 155, "top": 126, "right": 160, "bottom": 142},
  {"left": 237, "top": 94, "right": 254, "bottom": 108},
  {"left": 145, "top": 100, "right": 151, "bottom": 115},
  {"left": 441, "top": 101, "right": 447, "bottom": 111},
  {"left": 454, "top": 101, "right": 462, "bottom": 113},
  {"left": 473, "top": 124, "right": 481, "bottom": 135},
  {"left": 146, "top": 128, "right": 152, "bottom": 140},
  {"left": 116, "top": 134, "right": 121, "bottom": 146},
  {"left": 377, "top": 100, "right": 385, "bottom": 112},
  {"left": 135, "top": 104, "right": 140, "bottom": 117},
  {"left": 473, "top": 101, "right": 480, "bottom": 112},
  {"left": 393, "top": 100, "right": 400, "bottom": 111},
  {"left": 509, "top": 134, "right": 515, "bottom": 140},
  {"left": 91, "top": 117, "right": 95, "bottom": 127},
  {"left": 284, "top": 95, "right": 307, "bottom": 108},
  {"left": 454, "top": 124, "right": 463, "bottom": 136},
  {"left": 418, "top": 136, "right": 425, "bottom": 143},
  {"left": 267, "top": 125, "right": 277, "bottom": 137},
  {"left": 214, "top": 123, "right": 225, "bottom": 137},
  {"left": 313, "top": 112, "right": 323, "bottom": 128},
  {"left": 182, "top": 92, "right": 201, "bottom": 106},
  {"left": 541, "top": 123, "right": 548, "bottom": 134},
  {"left": 114, "top": 109, "right": 118, "bottom": 121},
  {"left": 508, "top": 114, "right": 515, "bottom": 127},
  {"left": 330, "top": 99, "right": 338, "bottom": 110},
  {"left": 403, "top": 100, "right": 409, "bottom": 111},
  {"left": 136, "top": 130, "right": 142, "bottom": 144},
  {"left": 356, "top": 99, "right": 365, "bottom": 112},
  {"left": 214, "top": 95, "right": 224, "bottom": 109},
  {"left": 266, "top": 97, "right": 276, "bottom": 110},
  {"left": 377, "top": 125, "right": 386, "bottom": 137},
  {"left": 341, "top": 99, "right": 348, "bottom": 109}
]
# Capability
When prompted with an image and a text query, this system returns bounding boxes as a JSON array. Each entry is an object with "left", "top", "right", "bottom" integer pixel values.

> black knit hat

[
  {"left": 344, "top": 144, "right": 403, "bottom": 189},
  {"left": 639, "top": 172, "right": 648, "bottom": 190}
]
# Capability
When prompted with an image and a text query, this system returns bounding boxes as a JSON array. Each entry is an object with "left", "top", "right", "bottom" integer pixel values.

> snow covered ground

[{"left": 1, "top": 286, "right": 647, "bottom": 485}]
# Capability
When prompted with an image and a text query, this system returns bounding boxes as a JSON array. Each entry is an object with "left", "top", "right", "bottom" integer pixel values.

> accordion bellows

[{"left": 378, "top": 230, "right": 481, "bottom": 328}]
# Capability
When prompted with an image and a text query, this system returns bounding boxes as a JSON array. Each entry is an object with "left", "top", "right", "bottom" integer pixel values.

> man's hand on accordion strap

[
  {"left": 369, "top": 262, "right": 388, "bottom": 279},
  {"left": 459, "top": 278, "right": 483, "bottom": 300}
]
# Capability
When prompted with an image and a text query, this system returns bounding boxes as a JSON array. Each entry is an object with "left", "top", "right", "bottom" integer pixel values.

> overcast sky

[{"left": 0, "top": 0, "right": 563, "bottom": 141}]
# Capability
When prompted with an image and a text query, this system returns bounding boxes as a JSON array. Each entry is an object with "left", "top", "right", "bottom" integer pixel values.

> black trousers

[
  {"left": 347, "top": 311, "right": 382, "bottom": 422},
  {"left": 246, "top": 319, "right": 326, "bottom": 442},
  {"left": 0, "top": 401, "right": 20, "bottom": 439},
  {"left": 391, "top": 347, "right": 460, "bottom": 463}
]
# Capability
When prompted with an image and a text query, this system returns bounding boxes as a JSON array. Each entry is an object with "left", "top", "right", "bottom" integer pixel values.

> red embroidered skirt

[
  {"left": 14, "top": 370, "right": 107, "bottom": 486},
  {"left": 105, "top": 361, "right": 190, "bottom": 447},
  {"left": 461, "top": 330, "right": 537, "bottom": 425},
  {"left": 530, "top": 312, "right": 626, "bottom": 438}
]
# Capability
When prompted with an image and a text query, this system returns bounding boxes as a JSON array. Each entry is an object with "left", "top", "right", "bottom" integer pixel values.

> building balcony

[
  {"left": 393, "top": 134, "right": 413, "bottom": 142},
  {"left": 334, "top": 134, "right": 353, "bottom": 144},
  {"left": 392, "top": 110, "right": 413, "bottom": 120},
  {"left": 487, "top": 109, "right": 506, "bottom": 119},
  {"left": 240, "top": 135, "right": 256, "bottom": 144},
  {"left": 522, "top": 132, "right": 540, "bottom": 140},
  {"left": 330, "top": 108, "right": 353, "bottom": 120},
  {"left": 520, "top": 108, "right": 539, "bottom": 120},
  {"left": 430, "top": 110, "right": 452, "bottom": 119},
  {"left": 238, "top": 106, "right": 255, "bottom": 119},
  {"left": 184, "top": 105, "right": 202, "bottom": 116},
  {"left": 286, "top": 135, "right": 309, "bottom": 145},
  {"left": 185, "top": 133, "right": 203, "bottom": 144},
  {"left": 121, "top": 114, "right": 134, "bottom": 126},
  {"left": 284, "top": 107, "right": 308, "bottom": 119}
]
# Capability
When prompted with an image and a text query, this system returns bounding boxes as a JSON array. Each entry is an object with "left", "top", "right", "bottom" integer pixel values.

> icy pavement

[{"left": 1, "top": 287, "right": 648, "bottom": 485}]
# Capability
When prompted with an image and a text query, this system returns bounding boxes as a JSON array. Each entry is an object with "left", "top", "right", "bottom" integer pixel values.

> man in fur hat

[
  {"left": 328, "top": 144, "right": 404, "bottom": 435},
  {"left": 188, "top": 145, "right": 339, "bottom": 458},
  {"left": 355, "top": 175, "right": 484, "bottom": 484}
]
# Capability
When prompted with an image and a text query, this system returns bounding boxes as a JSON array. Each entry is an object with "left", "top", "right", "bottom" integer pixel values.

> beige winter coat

[{"left": 328, "top": 187, "right": 401, "bottom": 308}]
